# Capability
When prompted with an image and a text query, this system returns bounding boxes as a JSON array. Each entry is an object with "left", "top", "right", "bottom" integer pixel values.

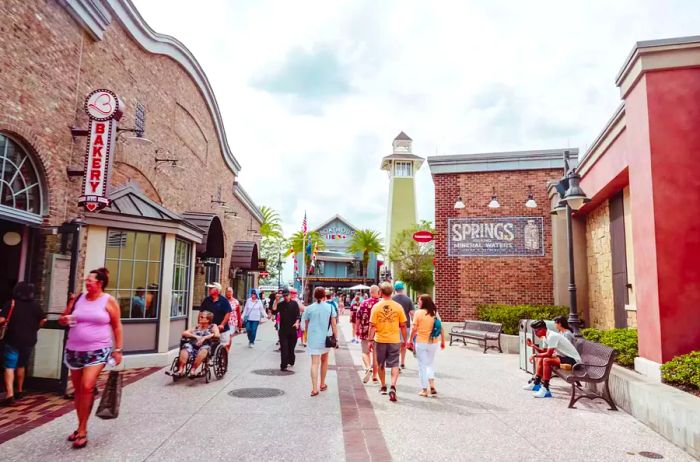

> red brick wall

[
  {"left": 433, "top": 169, "right": 561, "bottom": 321},
  {"left": 0, "top": 1, "right": 260, "bottom": 302}
]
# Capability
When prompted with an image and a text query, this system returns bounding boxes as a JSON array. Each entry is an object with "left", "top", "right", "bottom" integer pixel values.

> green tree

[
  {"left": 285, "top": 231, "right": 326, "bottom": 270},
  {"left": 258, "top": 237, "right": 286, "bottom": 286},
  {"left": 259, "top": 205, "right": 283, "bottom": 239},
  {"left": 347, "top": 229, "right": 385, "bottom": 278},
  {"left": 388, "top": 222, "right": 434, "bottom": 294}
]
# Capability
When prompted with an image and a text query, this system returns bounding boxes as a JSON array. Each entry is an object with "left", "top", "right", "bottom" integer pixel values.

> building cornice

[
  {"left": 233, "top": 184, "right": 263, "bottom": 224},
  {"left": 428, "top": 148, "right": 577, "bottom": 175},
  {"left": 314, "top": 214, "right": 360, "bottom": 233},
  {"left": 616, "top": 35, "right": 700, "bottom": 98},
  {"left": 61, "top": 0, "right": 242, "bottom": 174},
  {"left": 577, "top": 104, "right": 626, "bottom": 177}
]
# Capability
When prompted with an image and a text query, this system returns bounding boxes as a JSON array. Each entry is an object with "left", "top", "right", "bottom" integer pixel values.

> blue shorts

[
  {"left": 64, "top": 347, "right": 112, "bottom": 370},
  {"left": 3, "top": 344, "right": 32, "bottom": 369}
]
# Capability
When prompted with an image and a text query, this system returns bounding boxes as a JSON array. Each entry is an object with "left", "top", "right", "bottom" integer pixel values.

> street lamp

[{"left": 551, "top": 151, "right": 590, "bottom": 336}]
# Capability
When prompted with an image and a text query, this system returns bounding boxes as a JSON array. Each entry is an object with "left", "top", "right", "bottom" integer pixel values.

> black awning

[
  {"left": 182, "top": 212, "right": 224, "bottom": 258},
  {"left": 230, "top": 241, "right": 259, "bottom": 270}
]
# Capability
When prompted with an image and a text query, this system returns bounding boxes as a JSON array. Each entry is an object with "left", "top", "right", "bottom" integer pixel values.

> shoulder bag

[
  {"left": 325, "top": 305, "right": 337, "bottom": 348},
  {"left": 430, "top": 312, "right": 443, "bottom": 341},
  {"left": 0, "top": 299, "right": 16, "bottom": 341}
]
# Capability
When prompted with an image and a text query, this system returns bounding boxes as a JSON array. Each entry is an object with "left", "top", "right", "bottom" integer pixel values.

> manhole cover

[
  {"left": 228, "top": 388, "right": 285, "bottom": 398},
  {"left": 638, "top": 452, "right": 663, "bottom": 459},
  {"left": 251, "top": 368, "right": 294, "bottom": 376}
]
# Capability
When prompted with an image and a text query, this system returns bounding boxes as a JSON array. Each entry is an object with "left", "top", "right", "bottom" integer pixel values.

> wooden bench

[
  {"left": 552, "top": 339, "right": 617, "bottom": 410},
  {"left": 449, "top": 320, "right": 503, "bottom": 353}
]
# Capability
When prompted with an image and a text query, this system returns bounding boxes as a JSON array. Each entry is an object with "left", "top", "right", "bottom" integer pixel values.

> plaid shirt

[{"left": 357, "top": 297, "right": 379, "bottom": 340}]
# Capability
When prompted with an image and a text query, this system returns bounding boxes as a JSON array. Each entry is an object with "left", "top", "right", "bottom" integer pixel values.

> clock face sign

[{"left": 84, "top": 89, "right": 122, "bottom": 121}]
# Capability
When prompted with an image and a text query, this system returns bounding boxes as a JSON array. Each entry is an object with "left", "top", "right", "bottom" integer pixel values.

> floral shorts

[{"left": 64, "top": 347, "right": 112, "bottom": 370}]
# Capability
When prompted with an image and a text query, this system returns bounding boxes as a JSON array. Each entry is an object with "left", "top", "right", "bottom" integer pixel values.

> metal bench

[
  {"left": 552, "top": 339, "right": 617, "bottom": 410},
  {"left": 449, "top": 320, "right": 503, "bottom": 353}
]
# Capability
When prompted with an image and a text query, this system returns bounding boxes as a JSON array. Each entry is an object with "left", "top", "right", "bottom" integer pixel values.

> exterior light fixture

[
  {"left": 454, "top": 196, "right": 466, "bottom": 209},
  {"left": 487, "top": 187, "right": 500, "bottom": 209},
  {"left": 2, "top": 231, "right": 21, "bottom": 246},
  {"left": 525, "top": 185, "right": 537, "bottom": 208},
  {"left": 550, "top": 200, "right": 567, "bottom": 216},
  {"left": 563, "top": 169, "right": 589, "bottom": 211}
]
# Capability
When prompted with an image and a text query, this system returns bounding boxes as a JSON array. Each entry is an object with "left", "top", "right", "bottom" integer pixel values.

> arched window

[{"left": 0, "top": 133, "right": 44, "bottom": 220}]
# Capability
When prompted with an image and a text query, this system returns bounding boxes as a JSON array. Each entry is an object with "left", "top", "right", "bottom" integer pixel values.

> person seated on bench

[
  {"left": 553, "top": 315, "right": 575, "bottom": 345},
  {"left": 524, "top": 319, "right": 581, "bottom": 398},
  {"left": 173, "top": 310, "right": 220, "bottom": 378}
]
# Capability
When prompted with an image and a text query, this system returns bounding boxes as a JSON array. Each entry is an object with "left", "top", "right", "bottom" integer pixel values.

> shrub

[
  {"left": 581, "top": 328, "right": 638, "bottom": 367},
  {"left": 476, "top": 304, "right": 569, "bottom": 335},
  {"left": 661, "top": 351, "right": 700, "bottom": 390}
]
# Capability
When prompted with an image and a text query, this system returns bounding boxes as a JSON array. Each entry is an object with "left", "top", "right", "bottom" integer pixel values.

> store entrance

[{"left": 0, "top": 219, "right": 24, "bottom": 307}]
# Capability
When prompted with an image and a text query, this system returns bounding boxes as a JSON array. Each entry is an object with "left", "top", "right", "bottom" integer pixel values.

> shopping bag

[{"left": 96, "top": 371, "right": 122, "bottom": 419}]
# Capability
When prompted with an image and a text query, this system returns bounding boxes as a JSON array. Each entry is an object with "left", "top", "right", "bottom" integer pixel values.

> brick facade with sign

[{"left": 429, "top": 151, "right": 571, "bottom": 322}]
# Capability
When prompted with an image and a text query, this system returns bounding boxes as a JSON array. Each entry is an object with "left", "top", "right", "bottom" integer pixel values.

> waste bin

[{"left": 518, "top": 319, "right": 556, "bottom": 374}]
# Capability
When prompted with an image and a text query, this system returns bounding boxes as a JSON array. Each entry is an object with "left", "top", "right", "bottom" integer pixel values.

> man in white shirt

[{"left": 524, "top": 320, "right": 581, "bottom": 398}]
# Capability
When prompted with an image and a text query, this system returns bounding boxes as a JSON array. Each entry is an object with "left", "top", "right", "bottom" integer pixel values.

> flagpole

[{"left": 301, "top": 232, "right": 306, "bottom": 301}]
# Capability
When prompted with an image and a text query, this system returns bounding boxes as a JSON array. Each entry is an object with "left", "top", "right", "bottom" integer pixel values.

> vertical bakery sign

[{"left": 78, "top": 89, "right": 123, "bottom": 212}]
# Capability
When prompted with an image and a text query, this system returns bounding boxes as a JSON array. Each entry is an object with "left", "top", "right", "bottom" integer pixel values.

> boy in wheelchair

[{"left": 169, "top": 310, "right": 220, "bottom": 379}]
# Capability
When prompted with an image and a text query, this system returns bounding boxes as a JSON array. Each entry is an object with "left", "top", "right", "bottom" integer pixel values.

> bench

[
  {"left": 449, "top": 320, "right": 503, "bottom": 353},
  {"left": 552, "top": 339, "right": 617, "bottom": 410}
]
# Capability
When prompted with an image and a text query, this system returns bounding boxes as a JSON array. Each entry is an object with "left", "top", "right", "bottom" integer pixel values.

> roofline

[
  {"left": 64, "top": 0, "right": 242, "bottom": 174},
  {"left": 577, "top": 103, "right": 626, "bottom": 176},
  {"left": 616, "top": 35, "right": 700, "bottom": 83},
  {"left": 428, "top": 148, "right": 578, "bottom": 175},
  {"left": 313, "top": 214, "right": 360, "bottom": 233},
  {"left": 380, "top": 154, "right": 425, "bottom": 172},
  {"left": 233, "top": 184, "right": 263, "bottom": 223}
]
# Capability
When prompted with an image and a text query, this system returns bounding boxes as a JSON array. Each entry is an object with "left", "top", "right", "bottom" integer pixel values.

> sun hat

[{"left": 206, "top": 282, "right": 222, "bottom": 292}]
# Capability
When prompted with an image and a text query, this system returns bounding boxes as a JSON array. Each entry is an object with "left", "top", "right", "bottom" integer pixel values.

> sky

[{"left": 133, "top": 0, "right": 700, "bottom": 282}]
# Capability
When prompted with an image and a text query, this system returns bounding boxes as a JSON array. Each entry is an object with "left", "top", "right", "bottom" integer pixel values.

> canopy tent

[{"left": 348, "top": 284, "right": 370, "bottom": 290}]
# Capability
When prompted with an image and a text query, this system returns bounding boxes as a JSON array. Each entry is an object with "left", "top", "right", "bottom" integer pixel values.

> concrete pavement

[{"left": 0, "top": 315, "right": 694, "bottom": 461}]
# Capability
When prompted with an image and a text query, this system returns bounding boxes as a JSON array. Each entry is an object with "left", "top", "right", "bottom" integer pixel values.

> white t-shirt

[{"left": 545, "top": 331, "right": 581, "bottom": 362}]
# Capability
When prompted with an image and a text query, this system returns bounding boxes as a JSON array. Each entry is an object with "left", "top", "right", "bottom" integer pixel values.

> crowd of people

[{"left": 0, "top": 269, "right": 583, "bottom": 450}]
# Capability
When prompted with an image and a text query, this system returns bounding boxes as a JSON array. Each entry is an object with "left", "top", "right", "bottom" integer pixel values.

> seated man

[
  {"left": 170, "top": 310, "right": 220, "bottom": 378},
  {"left": 524, "top": 319, "right": 581, "bottom": 398}
]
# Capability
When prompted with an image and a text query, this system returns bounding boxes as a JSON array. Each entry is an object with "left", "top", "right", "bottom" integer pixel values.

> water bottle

[{"left": 107, "top": 357, "right": 117, "bottom": 368}]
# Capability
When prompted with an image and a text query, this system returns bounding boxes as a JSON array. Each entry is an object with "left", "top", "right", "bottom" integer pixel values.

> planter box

[{"left": 609, "top": 365, "right": 700, "bottom": 459}]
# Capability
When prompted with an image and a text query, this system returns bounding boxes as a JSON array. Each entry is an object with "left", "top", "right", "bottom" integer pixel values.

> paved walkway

[{"left": 0, "top": 316, "right": 694, "bottom": 461}]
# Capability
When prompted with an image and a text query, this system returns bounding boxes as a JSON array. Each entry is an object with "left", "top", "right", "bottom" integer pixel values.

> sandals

[
  {"left": 418, "top": 390, "right": 429, "bottom": 398},
  {"left": 72, "top": 433, "right": 88, "bottom": 449},
  {"left": 320, "top": 385, "right": 328, "bottom": 392},
  {"left": 67, "top": 430, "right": 79, "bottom": 442},
  {"left": 430, "top": 387, "right": 438, "bottom": 396},
  {"left": 310, "top": 391, "right": 320, "bottom": 397}
]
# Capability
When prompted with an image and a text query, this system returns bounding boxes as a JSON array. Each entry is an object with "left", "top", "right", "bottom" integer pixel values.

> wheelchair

[{"left": 167, "top": 337, "right": 228, "bottom": 383}]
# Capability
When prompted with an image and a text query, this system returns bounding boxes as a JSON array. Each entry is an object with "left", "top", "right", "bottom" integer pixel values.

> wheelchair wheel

[
  {"left": 169, "top": 357, "right": 181, "bottom": 382},
  {"left": 213, "top": 344, "right": 228, "bottom": 380},
  {"left": 205, "top": 366, "right": 211, "bottom": 383}
]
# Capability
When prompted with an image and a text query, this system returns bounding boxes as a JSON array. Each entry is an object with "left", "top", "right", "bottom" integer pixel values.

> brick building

[
  {"left": 0, "top": 0, "right": 262, "bottom": 378},
  {"left": 428, "top": 150, "right": 573, "bottom": 321}
]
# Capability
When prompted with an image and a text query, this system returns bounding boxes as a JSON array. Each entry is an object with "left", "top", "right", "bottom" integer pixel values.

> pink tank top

[{"left": 66, "top": 293, "right": 113, "bottom": 351}]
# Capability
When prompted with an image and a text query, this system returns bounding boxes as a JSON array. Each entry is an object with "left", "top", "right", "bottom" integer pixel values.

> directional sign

[{"left": 412, "top": 230, "right": 434, "bottom": 243}]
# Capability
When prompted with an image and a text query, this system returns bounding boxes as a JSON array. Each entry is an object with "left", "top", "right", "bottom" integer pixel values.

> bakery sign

[
  {"left": 78, "top": 89, "right": 123, "bottom": 212},
  {"left": 447, "top": 217, "right": 544, "bottom": 257}
]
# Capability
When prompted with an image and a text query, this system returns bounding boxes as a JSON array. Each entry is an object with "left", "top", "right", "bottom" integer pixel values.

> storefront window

[
  {"left": 0, "top": 133, "right": 43, "bottom": 215},
  {"left": 105, "top": 229, "right": 162, "bottom": 319},
  {"left": 171, "top": 239, "right": 192, "bottom": 318},
  {"left": 204, "top": 257, "right": 221, "bottom": 285}
]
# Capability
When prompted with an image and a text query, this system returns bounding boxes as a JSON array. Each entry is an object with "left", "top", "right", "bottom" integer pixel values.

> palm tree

[
  {"left": 259, "top": 205, "right": 283, "bottom": 239},
  {"left": 285, "top": 231, "right": 326, "bottom": 268},
  {"left": 347, "top": 229, "right": 384, "bottom": 278}
]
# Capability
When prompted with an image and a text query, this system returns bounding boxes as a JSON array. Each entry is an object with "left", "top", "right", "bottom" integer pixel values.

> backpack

[{"left": 430, "top": 315, "right": 442, "bottom": 341}]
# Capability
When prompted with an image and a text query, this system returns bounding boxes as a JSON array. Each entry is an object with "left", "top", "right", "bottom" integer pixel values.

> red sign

[
  {"left": 78, "top": 89, "right": 122, "bottom": 212},
  {"left": 412, "top": 231, "right": 434, "bottom": 243},
  {"left": 259, "top": 271, "right": 269, "bottom": 278}
]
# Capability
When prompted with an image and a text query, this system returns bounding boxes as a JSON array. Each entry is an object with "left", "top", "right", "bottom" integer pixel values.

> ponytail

[{"left": 90, "top": 267, "right": 110, "bottom": 289}]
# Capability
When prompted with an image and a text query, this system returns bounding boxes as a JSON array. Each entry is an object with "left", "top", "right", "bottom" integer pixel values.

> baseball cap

[
  {"left": 530, "top": 320, "right": 547, "bottom": 330},
  {"left": 281, "top": 288, "right": 290, "bottom": 295},
  {"left": 394, "top": 281, "right": 405, "bottom": 290},
  {"left": 206, "top": 282, "right": 222, "bottom": 292}
]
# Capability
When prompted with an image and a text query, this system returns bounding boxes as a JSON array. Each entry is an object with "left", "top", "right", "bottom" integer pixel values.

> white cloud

[{"left": 133, "top": 0, "right": 700, "bottom": 282}]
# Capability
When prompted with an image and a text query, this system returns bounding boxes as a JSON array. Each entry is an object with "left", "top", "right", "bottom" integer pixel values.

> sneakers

[
  {"left": 533, "top": 387, "right": 552, "bottom": 398},
  {"left": 379, "top": 386, "right": 388, "bottom": 395},
  {"left": 523, "top": 382, "right": 541, "bottom": 391},
  {"left": 389, "top": 387, "right": 397, "bottom": 402},
  {"left": 362, "top": 368, "right": 372, "bottom": 384}
]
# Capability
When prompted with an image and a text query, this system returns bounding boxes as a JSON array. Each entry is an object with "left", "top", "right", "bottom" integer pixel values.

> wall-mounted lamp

[
  {"left": 487, "top": 187, "right": 500, "bottom": 209},
  {"left": 224, "top": 210, "right": 239, "bottom": 219},
  {"left": 525, "top": 185, "right": 537, "bottom": 208},
  {"left": 117, "top": 127, "right": 153, "bottom": 145},
  {"left": 454, "top": 196, "right": 466, "bottom": 210}
]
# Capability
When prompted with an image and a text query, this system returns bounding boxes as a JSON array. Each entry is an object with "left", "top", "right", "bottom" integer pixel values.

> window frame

[
  {"left": 104, "top": 229, "right": 164, "bottom": 321},
  {"left": 170, "top": 238, "right": 192, "bottom": 319},
  {"left": 394, "top": 161, "right": 413, "bottom": 177},
  {"left": 0, "top": 133, "right": 45, "bottom": 220}
]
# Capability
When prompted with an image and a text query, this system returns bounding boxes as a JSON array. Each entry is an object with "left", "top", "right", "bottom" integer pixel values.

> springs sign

[{"left": 447, "top": 217, "right": 544, "bottom": 257}]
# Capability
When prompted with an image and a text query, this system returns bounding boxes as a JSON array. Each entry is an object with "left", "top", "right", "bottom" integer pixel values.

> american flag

[{"left": 302, "top": 211, "right": 307, "bottom": 236}]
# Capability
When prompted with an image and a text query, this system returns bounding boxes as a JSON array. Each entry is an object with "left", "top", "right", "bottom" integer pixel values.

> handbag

[
  {"left": 0, "top": 299, "right": 15, "bottom": 341},
  {"left": 430, "top": 314, "right": 442, "bottom": 341},
  {"left": 325, "top": 305, "right": 337, "bottom": 348},
  {"left": 96, "top": 370, "right": 123, "bottom": 419}
]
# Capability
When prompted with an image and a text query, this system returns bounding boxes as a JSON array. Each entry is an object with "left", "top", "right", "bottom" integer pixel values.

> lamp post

[
  {"left": 277, "top": 247, "right": 282, "bottom": 289},
  {"left": 552, "top": 151, "right": 590, "bottom": 336}
]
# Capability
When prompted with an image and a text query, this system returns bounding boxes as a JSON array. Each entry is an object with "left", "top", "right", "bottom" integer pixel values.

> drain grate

[
  {"left": 638, "top": 452, "right": 663, "bottom": 459},
  {"left": 251, "top": 368, "right": 294, "bottom": 376},
  {"left": 228, "top": 388, "right": 285, "bottom": 398}
]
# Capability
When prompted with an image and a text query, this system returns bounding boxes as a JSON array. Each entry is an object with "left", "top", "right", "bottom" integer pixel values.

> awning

[
  {"left": 230, "top": 241, "right": 259, "bottom": 270},
  {"left": 182, "top": 212, "right": 225, "bottom": 258}
]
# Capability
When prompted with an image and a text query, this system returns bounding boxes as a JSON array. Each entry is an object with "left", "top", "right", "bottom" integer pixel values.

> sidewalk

[{"left": 0, "top": 315, "right": 694, "bottom": 461}]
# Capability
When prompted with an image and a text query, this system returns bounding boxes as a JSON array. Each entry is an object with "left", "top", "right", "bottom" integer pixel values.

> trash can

[{"left": 518, "top": 319, "right": 556, "bottom": 374}]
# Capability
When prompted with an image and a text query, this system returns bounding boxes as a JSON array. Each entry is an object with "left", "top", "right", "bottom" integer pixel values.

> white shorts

[{"left": 220, "top": 331, "right": 232, "bottom": 344}]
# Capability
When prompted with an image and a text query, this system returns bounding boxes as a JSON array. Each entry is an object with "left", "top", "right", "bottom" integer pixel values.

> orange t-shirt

[
  {"left": 411, "top": 309, "right": 439, "bottom": 343},
  {"left": 369, "top": 299, "right": 407, "bottom": 343}
]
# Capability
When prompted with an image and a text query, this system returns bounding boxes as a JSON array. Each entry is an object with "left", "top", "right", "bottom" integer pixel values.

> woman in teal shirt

[{"left": 302, "top": 286, "right": 338, "bottom": 396}]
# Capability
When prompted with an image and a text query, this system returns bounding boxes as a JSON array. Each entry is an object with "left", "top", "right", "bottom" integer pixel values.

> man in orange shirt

[{"left": 368, "top": 282, "right": 408, "bottom": 402}]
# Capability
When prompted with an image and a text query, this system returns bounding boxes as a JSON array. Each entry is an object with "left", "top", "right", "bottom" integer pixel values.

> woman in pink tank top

[{"left": 59, "top": 267, "right": 123, "bottom": 449}]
